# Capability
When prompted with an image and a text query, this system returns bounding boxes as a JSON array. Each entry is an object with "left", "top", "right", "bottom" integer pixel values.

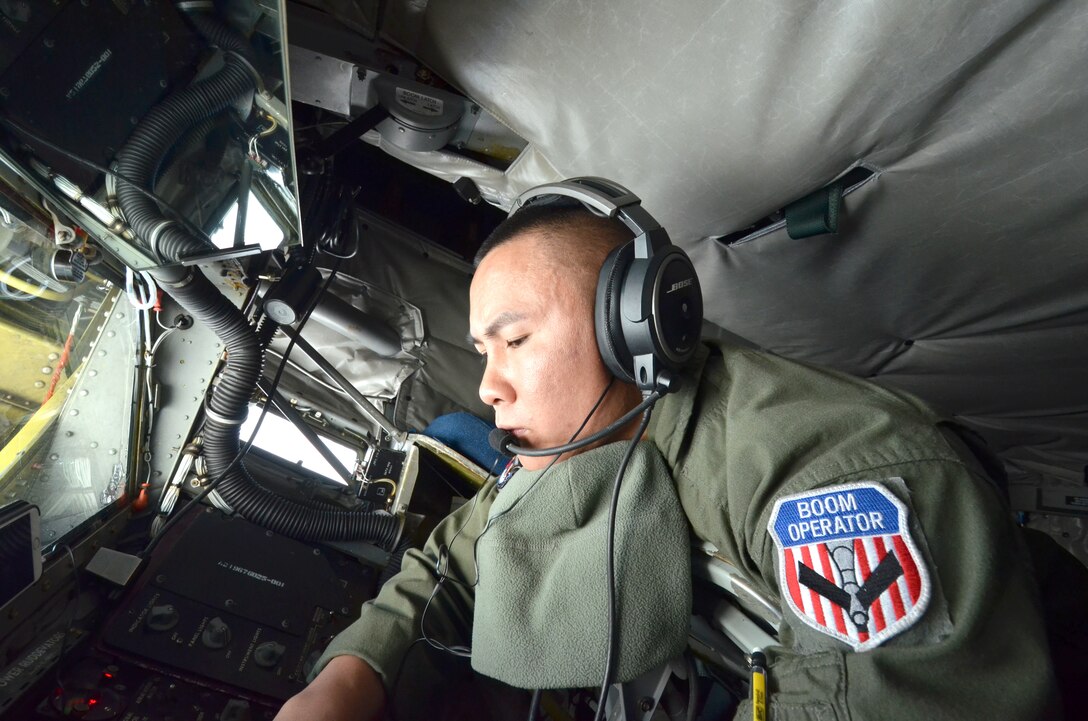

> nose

[{"left": 478, "top": 357, "right": 514, "bottom": 407}]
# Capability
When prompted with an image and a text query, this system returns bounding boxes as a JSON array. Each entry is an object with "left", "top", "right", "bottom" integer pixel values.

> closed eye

[{"left": 507, "top": 336, "right": 527, "bottom": 349}]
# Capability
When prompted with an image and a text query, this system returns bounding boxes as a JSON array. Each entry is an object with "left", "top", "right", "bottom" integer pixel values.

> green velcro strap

[{"left": 785, "top": 181, "right": 844, "bottom": 239}]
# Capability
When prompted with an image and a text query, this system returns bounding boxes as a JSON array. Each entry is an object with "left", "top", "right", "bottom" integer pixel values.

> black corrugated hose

[{"left": 116, "top": 11, "right": 399, "bottom": 546}]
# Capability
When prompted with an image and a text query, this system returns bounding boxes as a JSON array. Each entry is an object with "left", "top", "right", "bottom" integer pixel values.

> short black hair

[{"left": 473, "top": 202, "right": 631, "bottom": 268}]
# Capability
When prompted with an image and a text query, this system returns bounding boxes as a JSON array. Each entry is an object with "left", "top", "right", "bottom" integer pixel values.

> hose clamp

[
  {"left": 203, "top": 399, "right": 249, "bottom": 427},
  {"left": 162, "top": 267, "right": 197, "bottom": 288},
  {"left": 146, "top": 219, "right": 178, "bottom": 260}
]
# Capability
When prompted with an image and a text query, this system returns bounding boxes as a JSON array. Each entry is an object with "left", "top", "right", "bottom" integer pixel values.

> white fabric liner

[{"left": 362, "top": 0, "right": 1088, "bottom": 497}]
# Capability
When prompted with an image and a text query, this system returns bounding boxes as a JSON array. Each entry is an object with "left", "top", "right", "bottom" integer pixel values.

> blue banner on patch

[{"left": 772, "top": 486, "right": 900, "bottom": 547}]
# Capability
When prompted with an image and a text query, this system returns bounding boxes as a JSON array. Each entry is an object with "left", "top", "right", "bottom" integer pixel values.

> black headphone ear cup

[{"left": 595, "top": 243, "right": 635, "bottom": 382}]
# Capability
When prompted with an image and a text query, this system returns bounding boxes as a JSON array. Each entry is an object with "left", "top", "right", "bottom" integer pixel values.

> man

[{"left": 276, "top": 203, "right": 1059, "bottom": 720}]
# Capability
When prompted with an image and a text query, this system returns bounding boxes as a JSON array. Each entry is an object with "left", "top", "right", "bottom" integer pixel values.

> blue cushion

[{"left": 422, "top": 412, "right": 505, "bottom": 471}]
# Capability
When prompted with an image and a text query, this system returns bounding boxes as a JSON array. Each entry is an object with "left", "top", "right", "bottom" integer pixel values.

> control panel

[
  {"left": 100, "top": 508, "right": 376, "bottom": 702},
  {"left": 11, "top": 652, "right": 278, "bottom": 720}
]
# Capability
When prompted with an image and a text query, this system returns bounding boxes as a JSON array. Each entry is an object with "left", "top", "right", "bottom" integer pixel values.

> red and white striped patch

[{"left": 768, "top": 482, "right": 931, "bottom": 651}]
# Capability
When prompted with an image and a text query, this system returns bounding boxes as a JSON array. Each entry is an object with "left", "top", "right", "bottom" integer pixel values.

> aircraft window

[
  {"left": 238, "top": 403, "right": 358, "bottom": 485},
  {"left": 0, "top": 208, "right": 138, "bottom": 547},
  {"left": 210, "top": 187, "right": 287, "bottom": 252}
]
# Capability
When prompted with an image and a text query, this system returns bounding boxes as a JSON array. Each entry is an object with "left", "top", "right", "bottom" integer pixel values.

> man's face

[{"left": 469, "top": 232, "right": 636, "bottom": 470}]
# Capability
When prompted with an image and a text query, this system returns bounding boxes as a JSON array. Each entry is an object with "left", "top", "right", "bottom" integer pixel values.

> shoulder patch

[{"left": 767, "top": 481, "right": 931, "bottom": 651}]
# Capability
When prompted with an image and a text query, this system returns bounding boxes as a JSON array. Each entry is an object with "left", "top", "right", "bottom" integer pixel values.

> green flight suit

[{"left": 312, "top": 342, "right": 1059, "bottom": 720}]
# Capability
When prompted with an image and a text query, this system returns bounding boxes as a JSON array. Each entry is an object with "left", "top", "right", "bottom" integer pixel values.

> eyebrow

[{"left": 466, "top": 310, "right": 528, "bottom": 346}]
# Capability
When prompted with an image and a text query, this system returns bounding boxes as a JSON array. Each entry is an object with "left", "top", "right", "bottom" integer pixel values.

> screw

[
  {"left": 281, "top": 620, "right": 289, "bottom": 629},
  {"left": 156, "top": 575, "right": 166, "bottom": 584},
  {"left": 65, "top": 431, "right": 74, "bottom": 437},
  {"left": 43, "top": 38, "right": 55, "bottom": 48},
  {"left": 225, "top": 599, "right": 235, "bottom": 608},
  {"left": 0, "top": 88, "right": 8, "bottom": 99},
  {"left": 312, "top": 548, "right": 321, "bottom": 556},
  {"left": 340, "top": 607, "right": 350, "bottom": 615},
  {"left": 639, "top": 698, "right": 654, "bottom": 712}
]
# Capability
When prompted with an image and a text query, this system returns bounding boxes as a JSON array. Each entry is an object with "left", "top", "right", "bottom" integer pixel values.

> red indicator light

[
  {"left": 89, "top": 697, "right": 98, "bottom": 706},
  {"left": 103, "top": 672, "right": 114, "bottom": 679}
]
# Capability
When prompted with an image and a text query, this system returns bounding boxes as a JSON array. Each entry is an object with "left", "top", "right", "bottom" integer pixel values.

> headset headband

[{"left": 511, "top": 177, "right": 669, "bottom": 260}]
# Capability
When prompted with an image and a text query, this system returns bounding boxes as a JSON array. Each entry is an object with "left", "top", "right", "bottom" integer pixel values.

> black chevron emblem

[{"left": 797, "top": 550, "right": 904, "bottom": 619}]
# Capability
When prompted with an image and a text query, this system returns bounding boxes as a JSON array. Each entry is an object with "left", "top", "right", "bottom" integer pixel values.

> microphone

[
  {"left": 488, "top": 428, "right": 516, "bottom": 456},
  {"left": 486, "top": 392, "right": 661, "bottom": 458}
]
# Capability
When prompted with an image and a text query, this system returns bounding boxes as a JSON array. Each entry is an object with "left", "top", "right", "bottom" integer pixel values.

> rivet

[
  {"left": 90, "top": 442, "right": 99, "bottom": 449},
  {"left": 42, "top": 366, "right": 53, "bottom": 374},
  {"left": 89, "top": 370, "right": 98, "bottom": 377},
  {"left": 98, "top": 350, "right": 107, "bottom": 357},
  {"left": 107, "top": 331, "right": 116, "bottom": 338},
  {"left": 109, "top": 448, "right": 117, "bottom": 455},
  {"left": 34, "top": 381, "right": 45, "bottom": 388},
  {"left": 69, "top": 409, "right": 79, "bottom": 416},
  {"left": 49, "top": 453, "right": 59, "bottom": 460},
  {"left": 79, "top": 390, "right": 89, "bottom": 397},
  {"left": 48, "top": 352, "right": 60, "bottom": 361}
]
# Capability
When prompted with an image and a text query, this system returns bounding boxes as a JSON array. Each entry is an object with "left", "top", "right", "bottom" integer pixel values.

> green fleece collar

[{"left": 471, "top": 440, "right": 691, "bottom": 688}]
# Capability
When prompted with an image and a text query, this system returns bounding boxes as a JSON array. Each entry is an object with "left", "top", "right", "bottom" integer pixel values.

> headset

[{"left": 509, "top": 176, "right": 703, "bottom": 394}]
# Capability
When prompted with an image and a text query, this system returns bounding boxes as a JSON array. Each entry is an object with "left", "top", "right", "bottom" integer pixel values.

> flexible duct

[{"left": 114, "top": 12, "right": 399, "bottom": 546}]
